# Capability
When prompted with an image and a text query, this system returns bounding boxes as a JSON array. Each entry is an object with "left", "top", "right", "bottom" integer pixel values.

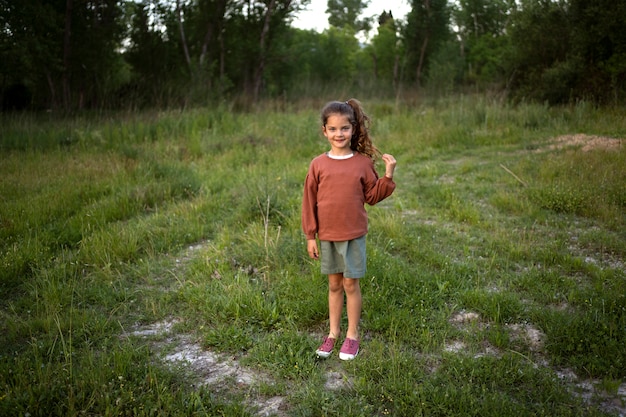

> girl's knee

[
  {"left": 343, "top": 278, "right": 360, "bottom": 293},
  {"left": 328, "top": 274, "right": 344, "bottom": 293},
  {"left": 329, "top": 281, "right": 343, "bottom": 293}
]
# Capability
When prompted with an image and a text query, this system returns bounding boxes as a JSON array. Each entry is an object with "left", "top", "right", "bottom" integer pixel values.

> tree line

[{"left": 1, "top": 0, "right": 625, "bottom": 111}]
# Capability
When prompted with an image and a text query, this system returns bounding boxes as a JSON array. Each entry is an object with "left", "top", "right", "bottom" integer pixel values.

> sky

[{"left": 292, "top": 0, "right": 411, "bottom": 33}]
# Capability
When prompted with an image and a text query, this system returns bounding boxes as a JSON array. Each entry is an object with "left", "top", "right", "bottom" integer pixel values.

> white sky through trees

[{"left": 292, "top": 0, "right": 411, "bottom": 32}]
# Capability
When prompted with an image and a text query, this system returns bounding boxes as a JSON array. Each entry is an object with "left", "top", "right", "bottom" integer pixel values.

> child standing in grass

[{"left": 302, "top": 99, "right": 397, "bottom": 360}]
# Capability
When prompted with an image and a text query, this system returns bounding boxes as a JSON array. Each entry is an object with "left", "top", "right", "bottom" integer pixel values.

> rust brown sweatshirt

[{"left": 302, "top": 152, "right": 396, "bottom": 241}]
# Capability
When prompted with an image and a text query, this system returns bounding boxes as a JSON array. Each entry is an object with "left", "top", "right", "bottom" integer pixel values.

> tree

[
  {"left": 142, "top": 0, "right": 304, "bottom": 100},
  {"left": 1, "top": 0, "right": 64, "bottom": 109},
  {"left": 326, "top": 0, "right": 371, "bottom": 32},
  {"left": 279, "top": 28, "right": 319, "bottom": 88},
  {"left": 220, "top": 0, "right": 299, "bottom": 99},
  {"left": 315, "top": 26, "right": 360, "bottom": 83},
  {"left": 124, "top": 1, "right": 186, "bottom": 105},
  {"left": 367, "top": 13, "right": 401, "bottom": 88},
  {"left": 1, "top": 0, "right": 126, "bottom": 110},
  {"left": 174, "top": 0, "right": 229, "bottom": 81},
  {"left": 403, "top": 0, "right": 451, "bottom": 87},
  {"left": 452, "top": 0, "right": 515, "bottom": 85},
  {"left": 503, "top": 0, "right": 626, "bottom": 104},
  {"left": 568, "top": 0, "right": 626, "bottom": 102},
  {"left": 506, "top": 0, "right": 573, "bottom": 103},
  {"left": 60, "top": 0, "right": 126, "bottom": 108},
  {"left": 454, "top": 0, "right": 512, "bottom": 39}
]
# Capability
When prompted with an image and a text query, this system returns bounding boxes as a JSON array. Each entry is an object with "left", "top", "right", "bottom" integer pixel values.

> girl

[{"left": 302, "top": 99, "right": 397, "bottom": 360}]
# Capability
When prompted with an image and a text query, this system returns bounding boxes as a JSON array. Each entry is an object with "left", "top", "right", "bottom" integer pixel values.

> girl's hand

[
  {"left": 307, "top": 239, "right": 319, "bottom": 260},
  {"left": 382, "top": 153, "right": 396, "bottom": 179}
]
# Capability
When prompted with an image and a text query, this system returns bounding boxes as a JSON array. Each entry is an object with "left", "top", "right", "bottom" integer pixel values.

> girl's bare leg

[
  {"left": 327, "top": 273, "right": 344, "bottom": 339},
  {"left": 343, "top": 277, "right": 361, "bottom": 340}
]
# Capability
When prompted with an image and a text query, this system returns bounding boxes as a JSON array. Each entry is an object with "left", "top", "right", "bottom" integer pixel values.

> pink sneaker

[
  {"left": 339, "top": 338, "right": 359, "bottom": 360},
  {"left": 315, "top": 336, "right": 336, "bottom": 358}
]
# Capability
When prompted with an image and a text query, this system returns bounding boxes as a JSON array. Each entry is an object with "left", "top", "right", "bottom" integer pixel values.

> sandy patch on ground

[
  {"left": 542, "top": 134, "right": 623, "bottom": 152},
  {"left": 448, "top": 310, "right": 626, "bottom": 416},
  {"left": 127, "top": 311, "right": 626, "bottom": 416},
  {"left": 126, "top": 320, "right": 352, "bottom": 416},
  {"left": 127, "top": 320, "right": 286, "bottom": 416}
]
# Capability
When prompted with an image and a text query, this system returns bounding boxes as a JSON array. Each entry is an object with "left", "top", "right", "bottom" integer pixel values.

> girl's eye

[{"left": 327, "top": 126, "right": 351, "bottom": 133}]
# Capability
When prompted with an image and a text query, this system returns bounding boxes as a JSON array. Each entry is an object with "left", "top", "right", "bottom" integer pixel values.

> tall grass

[{"left": 1, "top": 97, "right": 625, "bottom": 416}]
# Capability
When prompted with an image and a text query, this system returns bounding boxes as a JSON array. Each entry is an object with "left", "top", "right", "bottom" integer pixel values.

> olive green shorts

[{"left": 320, "top": 235, "right": 366, "bottom": 278}]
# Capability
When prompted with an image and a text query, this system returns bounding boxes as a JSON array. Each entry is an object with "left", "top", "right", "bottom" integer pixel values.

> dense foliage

[{"left": 1, "top": 0, "right": 625, "bottom": 110}]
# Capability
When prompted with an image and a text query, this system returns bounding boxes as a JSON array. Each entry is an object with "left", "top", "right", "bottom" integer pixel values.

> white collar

[{"left": 327, "top": 152, "right": 354, "bottom": 160}]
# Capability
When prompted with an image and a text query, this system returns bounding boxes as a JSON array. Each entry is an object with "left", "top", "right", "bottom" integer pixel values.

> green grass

[{"left": 1, "top": 97, "right": 625, "bottom": 416}]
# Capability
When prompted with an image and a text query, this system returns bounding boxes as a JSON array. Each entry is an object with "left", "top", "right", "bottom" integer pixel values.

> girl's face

[{"left": 323, "top": 114, "right": 354, "bottom": 155}]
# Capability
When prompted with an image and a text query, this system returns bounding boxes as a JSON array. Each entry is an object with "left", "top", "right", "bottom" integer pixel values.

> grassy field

[{"left": 1, "top": 96, "right": 625, "bottom": 416}]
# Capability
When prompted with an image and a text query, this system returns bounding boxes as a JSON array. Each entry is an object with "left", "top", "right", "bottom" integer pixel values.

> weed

[{"left": 1, "top": 97, "right": 625, "bottom": 416}]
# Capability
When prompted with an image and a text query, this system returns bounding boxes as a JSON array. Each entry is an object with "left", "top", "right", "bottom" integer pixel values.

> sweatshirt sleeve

[
  {"left": 364, "top": 172, "right": 396, "bottom": 206},
  {"left": 301, "top": 167, "right": 319, "bottom": 240}
]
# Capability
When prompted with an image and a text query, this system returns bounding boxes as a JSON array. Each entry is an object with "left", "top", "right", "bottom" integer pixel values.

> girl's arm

[
  {"left": 302, "top": 168, "right": 319, "bottom": 249},
  {"left": 364, "top": 154, "right": 397, "bottom": 205}
]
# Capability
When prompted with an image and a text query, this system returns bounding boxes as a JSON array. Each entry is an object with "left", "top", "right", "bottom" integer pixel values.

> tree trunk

[
  {"left": 415, "top": 0, "right": 430, "bottom": 88},
  {"left": 416, "top": 35, "right": 429, "bottom": 88},
  {"left": 219, "top": 30, "right": 225, "bottom": 90},
  {"left": 371, "top": 51, "right": 379, "bottom": 80},
  {"left": 199, "top": 0, "right": 226, "bottom": 68},
  {"left": 62, "top": 0, "right": 73, "bottom": 109},
  {"left": 393, "top": 53, "right": 399, "bottom": 91},
  {"left": 199, "top": 24, "right": 213, "bottom": 67},
  {"left": 253, "top": 0, "right": 285, "bottom": 101},
  {"left": 46, "top": 71, "right": 57, "bottom": 110},
  {"left": 177, "top": 0, "right": 192, "bottom": 71}
]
